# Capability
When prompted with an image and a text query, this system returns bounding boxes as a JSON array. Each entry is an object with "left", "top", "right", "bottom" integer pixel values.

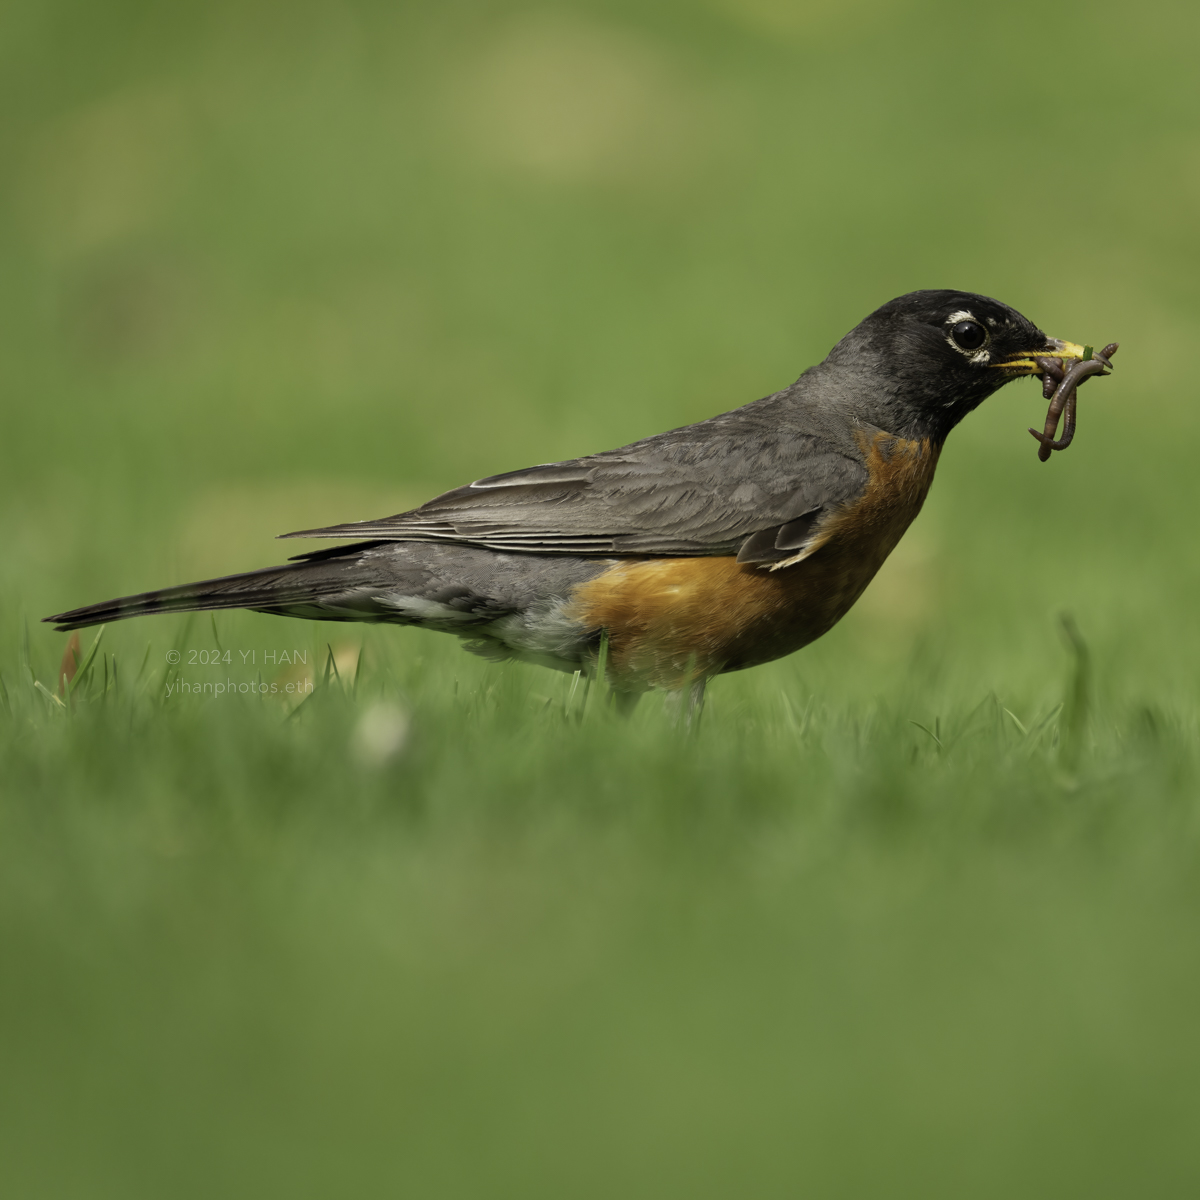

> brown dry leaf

[{"left": 58, "top": 632, "right": 81, "bottom": 697}]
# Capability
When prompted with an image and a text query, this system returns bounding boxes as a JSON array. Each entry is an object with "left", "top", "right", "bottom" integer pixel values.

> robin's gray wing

[{"left": 282, "top": 404, "right": 870, "bottom": 565}]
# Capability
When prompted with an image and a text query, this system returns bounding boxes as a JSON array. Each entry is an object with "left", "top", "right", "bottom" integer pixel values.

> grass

[
  {"left": 4, "top": 0, "right": 1200, "bottom": 1194},
  {"left": 6, "top": 611, "right": 1200, "bottom": 1197}
]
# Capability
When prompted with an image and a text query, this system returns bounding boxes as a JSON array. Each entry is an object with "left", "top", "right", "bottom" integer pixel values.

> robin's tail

[{"left": 44, "top": 544, "right": 387, "bottom": 632}]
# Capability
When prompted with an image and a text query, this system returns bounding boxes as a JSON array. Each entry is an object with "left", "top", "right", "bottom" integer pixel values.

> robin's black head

[{"left": 820, "top": 289, "right": 1084, "bottom": 441}]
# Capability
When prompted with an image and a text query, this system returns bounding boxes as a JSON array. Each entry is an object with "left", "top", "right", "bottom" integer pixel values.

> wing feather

[{"left": 282, "top": 395, "right": 870, "bottom": 561}]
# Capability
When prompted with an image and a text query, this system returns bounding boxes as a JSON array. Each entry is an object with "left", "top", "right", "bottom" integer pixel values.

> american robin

[{"left": 47, "top": 290, "right": 1095, "bottom": 708}]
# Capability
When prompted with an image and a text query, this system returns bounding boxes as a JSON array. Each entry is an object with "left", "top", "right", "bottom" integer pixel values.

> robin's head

[{"left": 822, "top": 290, "right": 1084, "bottom": 440}]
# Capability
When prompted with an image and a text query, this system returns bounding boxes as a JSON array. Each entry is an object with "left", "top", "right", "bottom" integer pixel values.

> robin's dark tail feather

[{"left": 45, "top": 550, "right": 378, "bottom": 632}]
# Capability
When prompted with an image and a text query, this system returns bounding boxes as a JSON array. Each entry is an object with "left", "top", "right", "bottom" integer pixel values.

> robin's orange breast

[{"left": 566, "top": 431, "right": 941, "bottom": 688}]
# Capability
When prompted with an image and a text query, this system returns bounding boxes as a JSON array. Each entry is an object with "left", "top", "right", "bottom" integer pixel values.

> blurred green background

[{"left": 4, "top": 0, "right": 1200, "bottom": 1196}]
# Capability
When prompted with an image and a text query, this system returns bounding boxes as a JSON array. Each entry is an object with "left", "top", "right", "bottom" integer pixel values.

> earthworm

[{"left": 1029, "top": 342, "right": 1118, "bottom": 461}]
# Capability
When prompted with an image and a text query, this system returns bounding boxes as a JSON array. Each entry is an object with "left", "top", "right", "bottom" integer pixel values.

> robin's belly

[
  {"left": 565, "top": 431, "right": 940, "bottom": 688},
  {"left": 563, "top": 545, "right": 883, "bottom": 687}
]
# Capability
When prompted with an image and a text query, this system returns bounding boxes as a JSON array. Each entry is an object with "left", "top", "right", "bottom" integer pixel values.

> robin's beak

[{"left": 990, "top": 339, "right": 1088, "bottom": 375}]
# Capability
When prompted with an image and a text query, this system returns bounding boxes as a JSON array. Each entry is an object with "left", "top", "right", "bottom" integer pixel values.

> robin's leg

[{"left": 663, "top": 678, "right": 706, "bottom": 728}]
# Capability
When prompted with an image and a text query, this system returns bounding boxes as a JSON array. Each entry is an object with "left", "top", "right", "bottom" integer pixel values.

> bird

[{"left": 47, "top": 290, "right": 1093, "bottom": 711}]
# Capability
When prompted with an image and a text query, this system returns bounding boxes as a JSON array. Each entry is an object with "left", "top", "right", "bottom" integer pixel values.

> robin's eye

[{"left": 950, "top": 320, "right": 987, "bottom": 351}]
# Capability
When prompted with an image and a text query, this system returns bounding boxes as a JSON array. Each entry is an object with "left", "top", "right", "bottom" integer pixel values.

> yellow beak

[{"left": 990, "top": 339, "right": 1087, "bottom": 375}]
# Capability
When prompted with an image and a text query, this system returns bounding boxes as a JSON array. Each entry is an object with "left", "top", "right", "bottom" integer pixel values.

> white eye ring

[{"left": 944, "top": 310, "right": 990, "bottom": 363}]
